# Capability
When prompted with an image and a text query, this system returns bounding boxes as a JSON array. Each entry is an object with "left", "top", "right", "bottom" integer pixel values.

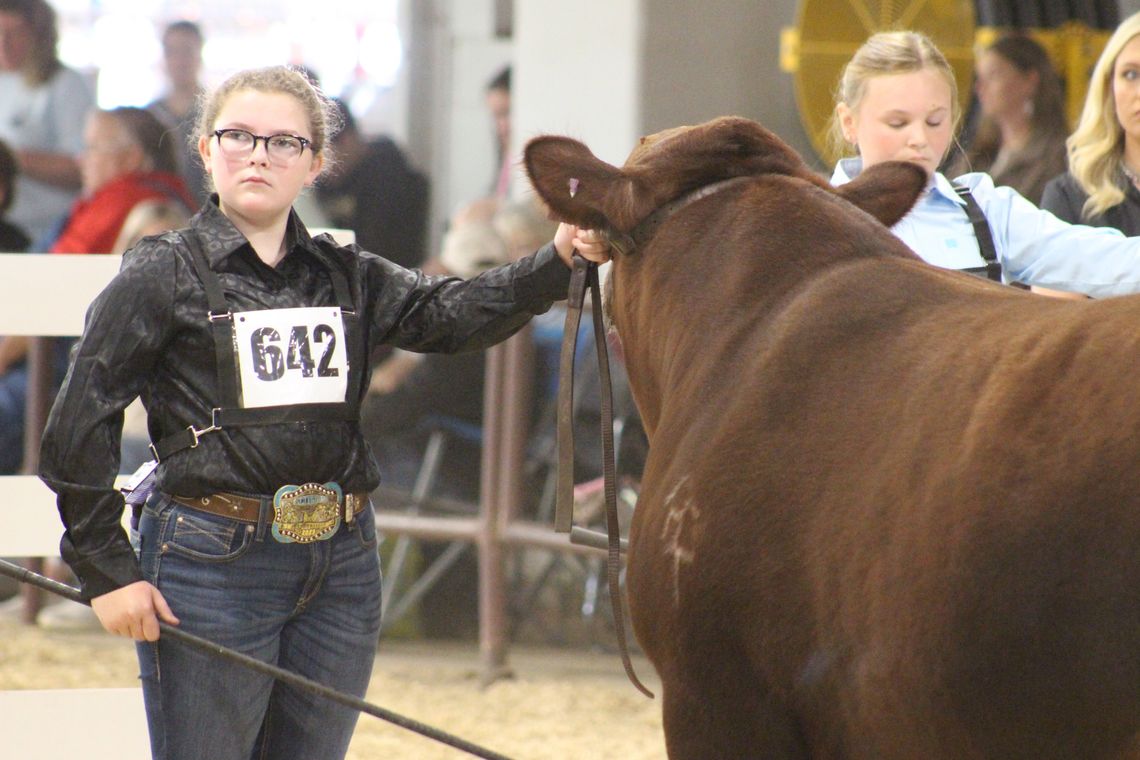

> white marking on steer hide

[{"left": 661, "top": 477, "right": 699, "bottom": 607}]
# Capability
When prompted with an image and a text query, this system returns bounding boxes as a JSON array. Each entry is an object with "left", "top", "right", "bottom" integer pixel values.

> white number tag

[{"left": 232, "top": 307, "right": 349, "bottom": 408}]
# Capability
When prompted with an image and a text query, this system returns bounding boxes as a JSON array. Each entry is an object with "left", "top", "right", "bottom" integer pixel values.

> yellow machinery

[{"left": 780, "top": 0, "right": 1112, "bottom": 166}]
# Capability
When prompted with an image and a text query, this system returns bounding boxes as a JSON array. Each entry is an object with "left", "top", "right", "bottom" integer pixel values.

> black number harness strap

[
  {"left": 953, "top": 183, "right": 1002, "bottom": 283},
  {"left": 150, "top": 230, "right": 366, "bottom": 462}
]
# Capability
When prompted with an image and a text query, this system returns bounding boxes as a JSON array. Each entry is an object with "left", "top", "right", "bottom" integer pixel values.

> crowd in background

[{"left": 946, "top": 22, "right": 1140, "bottom": 245}]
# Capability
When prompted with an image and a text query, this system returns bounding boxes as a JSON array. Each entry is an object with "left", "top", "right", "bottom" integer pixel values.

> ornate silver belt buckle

[{"left": 271, "top": 482, "right": 342, "bottom": 544}]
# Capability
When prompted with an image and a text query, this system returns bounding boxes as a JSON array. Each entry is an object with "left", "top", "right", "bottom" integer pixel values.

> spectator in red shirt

[
  {"left": 0, "top": 107, "right": 193, "bottom": 477},
  {"left": 50, "top": 106, "right": 194, "bottom": 254}
]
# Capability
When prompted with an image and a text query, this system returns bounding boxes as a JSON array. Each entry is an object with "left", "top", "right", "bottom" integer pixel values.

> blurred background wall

[{"left": 49, "top": 0, "right": 1137, "bottom": 257}]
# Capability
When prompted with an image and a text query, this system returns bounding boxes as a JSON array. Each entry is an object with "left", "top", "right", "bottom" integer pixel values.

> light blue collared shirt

[{"left": 831, "top": 158, "right": 1140, "bottom": 299}]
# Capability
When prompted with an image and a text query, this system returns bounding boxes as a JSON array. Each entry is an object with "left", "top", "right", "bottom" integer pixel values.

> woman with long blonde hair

[{"left": 1042, "top": 11, "right": 1140, "bottom": 233}]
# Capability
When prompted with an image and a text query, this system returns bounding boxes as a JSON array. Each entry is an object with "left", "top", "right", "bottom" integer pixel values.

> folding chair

[{"left": 375, "top": 414, "right": 482, "bottom": 635}]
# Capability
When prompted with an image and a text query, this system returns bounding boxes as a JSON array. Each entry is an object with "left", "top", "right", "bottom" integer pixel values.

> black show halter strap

[
  {"left": 555, "top": 175, "right": 754, "bottom": 533},
  {"left": 557, "top": 254, "right": 654, "bottom": 699},
  {"left": 150, "top": 230, "right": 365, "bottom": 462},
  {"left": 554, "top": 257, "right": 589, "bottom": 533},
  {"left": 953, "top": 183, "right": 1002, "bottom": 282},
  {"left": 554, "top": 177, "right": 755, "bottom": 699}
]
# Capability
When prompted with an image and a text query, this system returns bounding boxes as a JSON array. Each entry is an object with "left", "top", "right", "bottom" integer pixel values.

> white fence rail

[
  {"left": 0, "top": 253, "right": 125, "bottom": 555},
  {"left": 0, "top": 688, "right": 149, "bottom": 759},
  {"left": 2, "top": 252, "right": 139, "bottom": 759},
  {"left": 0, "top": 253, "right": 122, "bottom": 335}
]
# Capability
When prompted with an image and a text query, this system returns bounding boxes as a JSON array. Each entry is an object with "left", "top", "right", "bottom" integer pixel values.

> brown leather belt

[{"left": 170, "top": 490, "right": 368, "bottom": 524}]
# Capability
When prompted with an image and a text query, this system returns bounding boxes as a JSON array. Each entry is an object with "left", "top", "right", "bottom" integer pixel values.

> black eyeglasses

[{"left": 213, "top": 128, "right": 312, "bottom": 164}]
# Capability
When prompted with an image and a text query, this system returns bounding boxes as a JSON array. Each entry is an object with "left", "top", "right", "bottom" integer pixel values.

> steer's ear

[
  {"left": 835, "top": 160, "right": 927, "bottom": 228},
  {"left": 524, "top": 135, "right": 634, "bottom": 232}
]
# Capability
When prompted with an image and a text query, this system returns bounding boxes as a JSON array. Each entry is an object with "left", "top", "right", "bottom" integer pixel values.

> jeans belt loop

[{"left": 256, "top": 497, "right": 272, "bottom": 541}]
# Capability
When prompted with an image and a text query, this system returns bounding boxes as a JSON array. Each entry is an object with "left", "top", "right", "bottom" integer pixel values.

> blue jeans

[
  {"left": 135, "top": 492, "right": 383, "bottom": 760},
  {"left": 0, "top": 363, "right": 27, "bottom": 473},
  {"left": 0, "top": 339, "right": 74, "bottom": 474}
]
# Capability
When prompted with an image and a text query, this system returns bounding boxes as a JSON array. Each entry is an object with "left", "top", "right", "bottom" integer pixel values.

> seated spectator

[
  {"left": 317, "top": 98, "right": 429, "bottom": 268},
  {"left": 949, "top": 33, "right": 1068, "bottom": 205},
  {"left": 0, "top": 0, "right": 93, "bottom": 248},
  {"left": 0, "top": 138, "right": 29, "bottom": 251},
  {"left": 0, "top": 106, "right": 193, "bottom": 475},
  {"left": 50, "top": 107, "right": 194, "bottom": 254}
]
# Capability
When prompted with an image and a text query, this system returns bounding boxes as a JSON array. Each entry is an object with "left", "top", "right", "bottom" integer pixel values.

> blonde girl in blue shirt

[{"left": 830, "top": 30, "right": 1140, "bottom": 300}]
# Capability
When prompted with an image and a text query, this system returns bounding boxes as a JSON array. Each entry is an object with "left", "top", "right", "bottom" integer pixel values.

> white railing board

[
  {"left": 1, "top": 476, "right": 67, "bottom": 557},
  {"left": 0, "top": 688, "right": 149, "bottom": 759},
  {"left": 0, "top": 231, "right": 356, "bottom": 337},
  {"left": 0, "top": 254, "right": 121, "bottom": 336},
  {"left": 0, "top": 475, "right": 132, "bottom": 557}
]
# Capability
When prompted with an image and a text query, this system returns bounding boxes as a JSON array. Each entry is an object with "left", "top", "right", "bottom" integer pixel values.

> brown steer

[{"left": 525, "top": 116, "right": 1140, "bottom": 759}]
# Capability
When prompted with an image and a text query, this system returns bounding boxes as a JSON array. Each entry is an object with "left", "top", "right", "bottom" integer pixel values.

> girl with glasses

[{"left": 39, "top": 64, "right": 610, "bottom": 760}]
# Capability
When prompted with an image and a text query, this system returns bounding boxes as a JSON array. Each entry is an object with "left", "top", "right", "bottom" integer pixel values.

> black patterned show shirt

[{"left": 40, "top": 198, "right": 570, "bottom": 598}]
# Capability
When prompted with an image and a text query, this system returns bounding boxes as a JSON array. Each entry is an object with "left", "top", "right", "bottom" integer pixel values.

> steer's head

[
  {"left": 525, "top": 117, "right": 928, "bottom": 439},
  {"left": 524, "top": 116, "right": 926, "bottom": 255}
]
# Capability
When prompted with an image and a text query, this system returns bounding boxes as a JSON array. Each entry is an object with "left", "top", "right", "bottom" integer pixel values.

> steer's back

[{"left": 628, "top": 256, "right": 1140, "bottom": 758}]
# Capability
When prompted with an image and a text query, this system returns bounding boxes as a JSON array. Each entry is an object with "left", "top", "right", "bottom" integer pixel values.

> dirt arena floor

[{"left": 0, "top": 615, "right": 667, "bottom": 759}]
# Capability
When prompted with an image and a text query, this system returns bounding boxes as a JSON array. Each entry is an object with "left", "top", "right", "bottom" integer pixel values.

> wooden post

[
  {"left": 20, "top": 337, "right": 53, "bottom": 624},
  {"left": 478, "top": 337, "right": 509, "bottom": 683},
  {"left": 477, "top": 325, "right": 535, "bottom": 684}
]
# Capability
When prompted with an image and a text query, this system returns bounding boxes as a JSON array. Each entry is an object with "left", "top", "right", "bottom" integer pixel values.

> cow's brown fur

[{"left": 525, "top": 116, "right": 1140, "bottom": 759}]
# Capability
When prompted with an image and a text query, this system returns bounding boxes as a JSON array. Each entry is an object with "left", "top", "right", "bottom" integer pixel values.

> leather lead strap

[
  {"left": 554, "top": 255, "right": 589, "bottom": 533},
  {"left": 586, "top": 264, "right": 654, "bottom": 699},
  {"left": 555, "top": 252, "right": 654, "bottom": 698},
  {"left": 554, "top": 179, "right": 758, "bottom": 698}
]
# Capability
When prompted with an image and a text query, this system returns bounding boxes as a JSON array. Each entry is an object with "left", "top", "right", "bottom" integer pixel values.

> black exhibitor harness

[
  {"left": 953, "top": 183, "right": 1002, "bottom": 283},
  {"left": 149, "top": 229, "right": 366, "bottom": 462}
]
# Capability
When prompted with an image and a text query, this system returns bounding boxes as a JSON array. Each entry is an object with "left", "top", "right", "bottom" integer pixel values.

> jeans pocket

[
  {"left": 137, "top": 494, "right": 177, "bottom": 581},
  {"left": 162, "top": 504, "right": 256, "bottom": 562}
]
